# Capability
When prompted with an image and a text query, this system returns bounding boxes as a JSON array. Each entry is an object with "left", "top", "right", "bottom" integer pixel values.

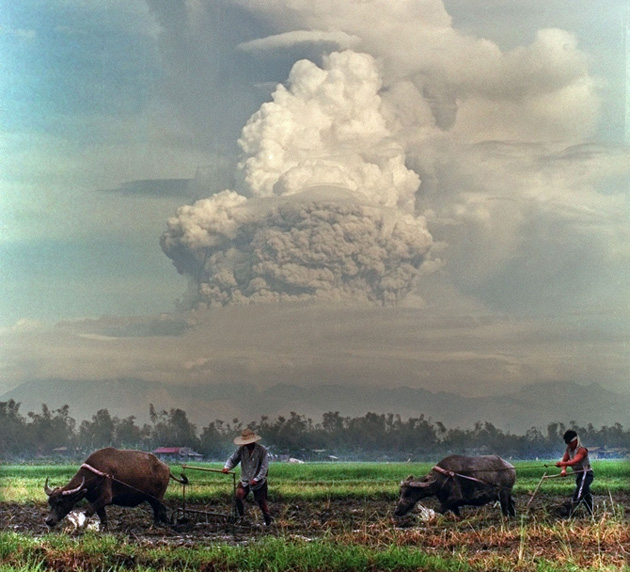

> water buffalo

[
  {"left": 44, "top": 447, "right": 188, "bottom": 528},
  {"left": 395, "top": 454, "right": 516, "bottom": 518}
]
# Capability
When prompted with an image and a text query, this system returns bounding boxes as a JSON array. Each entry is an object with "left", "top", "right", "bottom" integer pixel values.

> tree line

[{"left": 1, "top": 399, "right": 629, "bottom": 461}]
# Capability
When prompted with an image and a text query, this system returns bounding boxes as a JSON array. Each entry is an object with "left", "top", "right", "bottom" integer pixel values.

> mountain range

[{"left": 2, "top": 378, "right": 628, "bottom": 434}]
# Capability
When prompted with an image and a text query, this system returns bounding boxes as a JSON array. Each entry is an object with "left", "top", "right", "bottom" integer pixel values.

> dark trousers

[
  {"left": 572, "top": 470, "right": 594, "bottom": 514},
  {"left": 235, "top": 481, "right": 271, "bottom": 521}
]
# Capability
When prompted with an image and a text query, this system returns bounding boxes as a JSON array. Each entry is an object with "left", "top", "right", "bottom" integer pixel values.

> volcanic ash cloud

[{"left": 161, "top": 51, "right": 433, "bottom": 307}]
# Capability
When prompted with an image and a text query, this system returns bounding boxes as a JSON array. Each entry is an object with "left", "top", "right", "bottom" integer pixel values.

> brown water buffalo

[
  {"left": 44, "top": 447, "right": 188, "bottom": 528},
  {"left": 395, "top": 454, "right": 516, "bottom": 517}
]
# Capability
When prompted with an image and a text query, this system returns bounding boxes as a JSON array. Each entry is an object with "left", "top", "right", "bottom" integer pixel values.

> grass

[
  {"left": 4, "top": 529, "right": 622, "bottom": 572},
  {"left": 0, "top": 532, "right": 460, "bottom": 571},
  {"left": 1, "top": 513, "right": 628, "bottom": 572},
  {"left": 3, "top": 459, "right": 627, "bottom": 502},
  {"left": 273, "top": 459, "right": 630, "bottom": 500}
]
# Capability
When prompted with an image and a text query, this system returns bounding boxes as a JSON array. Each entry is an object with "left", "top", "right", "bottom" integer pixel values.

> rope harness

[
  {"left": 429, "top": 464, "right": 516, "bottom": 498},
  {"left": 403, "top": 464, "right": 515, "bottom": 515},
  {"left": 80, "top": 463, "right": 112, "bottom": 479},
  {"left": 431, "top": 464, "right": 496, "bottom": 487},
  {"left": 79, "top": 463, "right": 175, "bottom": 506}
]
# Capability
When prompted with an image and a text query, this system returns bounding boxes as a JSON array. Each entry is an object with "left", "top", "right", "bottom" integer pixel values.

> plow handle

[{"left": 181, "top": 464, "right": 235, "bottom": 474}]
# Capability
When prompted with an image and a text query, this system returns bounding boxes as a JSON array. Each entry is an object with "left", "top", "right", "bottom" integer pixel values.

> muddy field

[{"left": 2, "top": 491, "right": 629, "bottom": 551}]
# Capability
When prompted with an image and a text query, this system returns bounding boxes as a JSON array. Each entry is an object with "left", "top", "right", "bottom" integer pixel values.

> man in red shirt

[{"left": 556, "top": 429, "right": 594, "bottom": 516}]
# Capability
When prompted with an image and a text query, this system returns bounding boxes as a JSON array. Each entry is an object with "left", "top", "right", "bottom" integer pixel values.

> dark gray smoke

[{"left": 161, "top": 191, "right": 432, "bottom": 306}]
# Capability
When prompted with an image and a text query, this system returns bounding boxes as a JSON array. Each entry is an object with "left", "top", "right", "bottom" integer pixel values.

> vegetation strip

[
  {"left": 1, "top": 462, "right": 628, "bottom": 571},
  {"left": 2, "top": 460, "right": 629, "bottom": 503},
  {"left": 3, "top": 530, "right": 625, "bottom": 572},
  {"left": 2, "top": 399, "right": 630, "bottom": 461}
]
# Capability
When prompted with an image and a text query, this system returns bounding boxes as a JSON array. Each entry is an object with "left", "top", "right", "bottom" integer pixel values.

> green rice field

[{"left": 1, "top": 459, "right": 628, "bottom": 571}]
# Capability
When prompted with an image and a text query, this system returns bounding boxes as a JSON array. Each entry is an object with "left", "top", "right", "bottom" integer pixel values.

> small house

[{"left": 153, "top": 446, "right": 203, "bottom": 461}]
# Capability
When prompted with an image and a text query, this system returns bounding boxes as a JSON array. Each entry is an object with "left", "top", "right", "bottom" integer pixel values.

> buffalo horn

[
  {"left": 407, "top": 478, "right": 434, "bottom": 488},
  {"left": 61, "top": 477, "right": 86, "bottom": 496},
  {"left": 44, "top": 478, "right": 54, "bottom": 496}
]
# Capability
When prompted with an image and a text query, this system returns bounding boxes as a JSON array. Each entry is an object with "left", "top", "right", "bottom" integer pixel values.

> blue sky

[{"left": 1, "top": 0, "right": 629, "bottom": 402}]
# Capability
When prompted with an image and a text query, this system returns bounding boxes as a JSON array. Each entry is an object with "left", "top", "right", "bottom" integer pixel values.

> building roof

[{"left": 153, "top": 446, "right": 202, "bottom": 457}]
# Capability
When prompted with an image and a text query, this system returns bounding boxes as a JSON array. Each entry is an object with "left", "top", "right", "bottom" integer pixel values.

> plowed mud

[{"left": 1, "top": 492, "right": 628, "bottom": 545}]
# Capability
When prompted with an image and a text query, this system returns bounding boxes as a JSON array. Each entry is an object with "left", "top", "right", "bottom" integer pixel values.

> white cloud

[
  {"left": 156, "top": 0, "right": 627, "bottom": 316},
  {"left": 238, "top": 30, "right": 361, "bottom": 52}
]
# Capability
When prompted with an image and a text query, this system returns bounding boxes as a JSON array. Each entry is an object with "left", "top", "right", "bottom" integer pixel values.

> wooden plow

[
  {"left": 525, "top": 467, "right": 593, "bottom": 517},
  {"left": 525, "top": 470, "right": 564, "bottom": 510},
  {"left": 173, "top": 465, "right": 239, "bottom": 525}
]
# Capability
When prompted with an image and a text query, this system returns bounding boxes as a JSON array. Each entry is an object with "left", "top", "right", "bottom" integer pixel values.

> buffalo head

[
  {"left": 44, "top": 477, "right": 87, "bottom": 527},
  {"left": 394, "top": 474, "right": 439, "bottom": 517}
]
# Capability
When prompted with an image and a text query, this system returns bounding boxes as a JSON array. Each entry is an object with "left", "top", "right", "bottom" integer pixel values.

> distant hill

[{"left": 1, "top": 378, "right": 628, "bottom": 434}]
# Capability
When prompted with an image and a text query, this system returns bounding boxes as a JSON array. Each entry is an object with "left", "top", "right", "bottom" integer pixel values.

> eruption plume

[{"left": 161, "top": 51, "right": 433, "bottom": 307}]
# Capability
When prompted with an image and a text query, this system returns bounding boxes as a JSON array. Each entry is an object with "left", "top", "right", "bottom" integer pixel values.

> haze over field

[{"left": 1, "top": 1, "right": 629, "bottom": 426}]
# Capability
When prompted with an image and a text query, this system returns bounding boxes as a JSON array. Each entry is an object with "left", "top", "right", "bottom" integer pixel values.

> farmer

[
  {"left": 555, "top": 429, "right": 594, "bottom": 516},
  {"left": 222, "top": 428, "right": 272, "bottom": 525}
]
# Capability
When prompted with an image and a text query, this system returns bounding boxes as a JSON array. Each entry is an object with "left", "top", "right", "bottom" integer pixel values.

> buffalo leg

[
  {"left": 96, "top": 506, "right": 108, "bottom": 528},
  {"left": 85, "top": 482, "right": 113, "bottom": 526},
  {"left": 440, "top": 503, "right": 460, "bottom": 517},
  {"left": 499, "top": 491, "right": 516, "bottom": 516},
  {"left": 85, "top": 500, "right": 110, "bottom": 527},
  {"left": 148, "top": 498, "right": 169, "bottom": 524}
]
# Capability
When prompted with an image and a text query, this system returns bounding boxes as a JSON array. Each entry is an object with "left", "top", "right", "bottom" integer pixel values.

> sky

[{"left": 1, "top": 0, "right": 630, "bottom": 406}]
